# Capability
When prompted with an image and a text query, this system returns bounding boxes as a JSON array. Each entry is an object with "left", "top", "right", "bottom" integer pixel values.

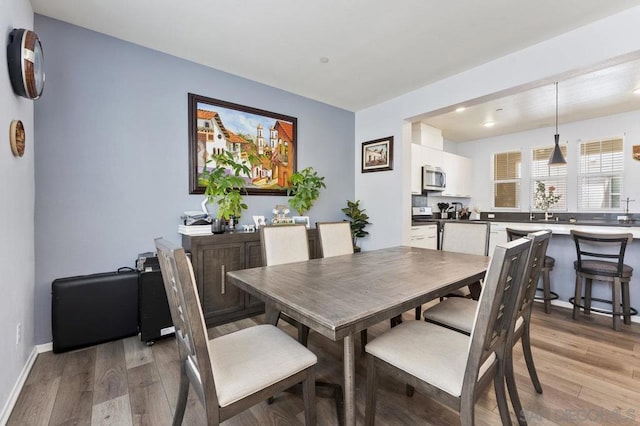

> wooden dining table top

[{"left": 226, "top": 246, "right": 490, "bottom": 341}]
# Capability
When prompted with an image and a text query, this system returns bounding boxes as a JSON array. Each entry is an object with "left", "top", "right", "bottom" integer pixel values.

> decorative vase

[
  {"left": 211, "top": 218, "right": 225, "bottom": 234},
  {"left": 544, "top": 211, "right": 553, "bottom": 221}
]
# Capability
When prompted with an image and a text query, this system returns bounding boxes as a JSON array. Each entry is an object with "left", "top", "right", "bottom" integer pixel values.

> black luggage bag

[{"left": 51, "top": 267, "right": 139, "bottom": 353}]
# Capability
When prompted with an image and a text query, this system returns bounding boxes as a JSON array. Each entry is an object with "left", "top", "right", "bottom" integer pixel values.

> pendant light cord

[{"left": 555, "top": 82, "right": 558, "bottom": 134}]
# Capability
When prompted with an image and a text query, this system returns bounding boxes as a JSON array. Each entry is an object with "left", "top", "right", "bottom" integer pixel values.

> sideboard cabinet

[{"left": 182, "top": 229, "right": 318, "bottom": 328}]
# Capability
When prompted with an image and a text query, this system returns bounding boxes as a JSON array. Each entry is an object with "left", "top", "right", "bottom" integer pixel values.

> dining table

[{"left": 226, "top": 245, "right": 490, "bottom": 426}]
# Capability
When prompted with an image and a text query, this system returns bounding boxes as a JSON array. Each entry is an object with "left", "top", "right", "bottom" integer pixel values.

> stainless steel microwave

[{"left": 422, "top": 165, "right": 446, "bottom": 191}]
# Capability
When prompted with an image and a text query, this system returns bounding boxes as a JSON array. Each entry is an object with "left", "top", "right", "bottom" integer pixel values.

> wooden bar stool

[
  {"left": 569, "top": 230, "right": 637, "bottom": 331},
  {"left": 507, "top": 228, "right": 558, "bottom": 313}
]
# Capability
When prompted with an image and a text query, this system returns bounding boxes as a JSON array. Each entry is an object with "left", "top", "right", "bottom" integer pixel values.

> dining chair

[
  {"left": 364, "top": 237, "right": 532, "bottom": 426},
  {"left": 439, "top": 221, "right": 491, "bottom": 300},
  {"left": 507, "top": 227, "right": 558, "bottom": 313},
  {"left": 569, "top": 229, "right": 637, "bottom": 331},
  {"left": 316, "top": 221, "right": 370, "bottom": 352},
  {"left": 423, "top": 230, "right": 551, "bottom": 425},
  {"left": 260, "top": 224, "right": 312, "bottom": 345},
  {"left": 154, "top": 237, "right": 317, "bottom": 426}
]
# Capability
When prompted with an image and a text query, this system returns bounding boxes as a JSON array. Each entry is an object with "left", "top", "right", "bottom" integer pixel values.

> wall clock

[
  {"left": 10, "top": 120, "right": 26, "bottom": 157},
  {"left": 7, "top": 28, "right": 45, "bottom": 100}
]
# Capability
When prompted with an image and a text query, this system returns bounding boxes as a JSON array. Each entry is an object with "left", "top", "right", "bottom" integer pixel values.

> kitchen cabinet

[
  {"left": 183, "top": 230, "right": 319, "bottom": 327},
  {"left": 410, "top": 224, "right": 438, "bottom": 250},
  {"left": 441, "top": 152, "right": 473, "bottom": 198}
]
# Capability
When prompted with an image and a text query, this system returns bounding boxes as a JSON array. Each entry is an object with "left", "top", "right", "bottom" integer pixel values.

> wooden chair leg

[
  {"left": 542, "top": 268, "right": 552, "bottom": 314},
  {"left": 622, "top": 281, "right": 632, "bottom": 325},
  {"left": 364, "top": 355, "right": 377, "bottom": 426},
  {"left": 494, "top": 363, "right": 513, "bottom": 426},
  {"left": 584, "top": 279, "right": 592, "bottom": 315},
  {"left": 302, "top": 368, "right": 316, "bottom": 426},
  {"left": 521, "top": 325, "right": 542, "bottom": 393},
  {"left": 573, "top": 274, "right": 583, "bottom": 320},
  {"left": 505, "top": 345, "right": 527, "bottom": 426},
  {"left": 612, "top": 278, "right": 622, "bottom": 331},
  {"left": 172, "top": 364, "right": 190, "bottom": 426}
]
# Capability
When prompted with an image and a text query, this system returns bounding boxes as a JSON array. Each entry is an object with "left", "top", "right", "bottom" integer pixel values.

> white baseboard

[
  {"left": 537, "top": 299, "right": 640, "bottom": 324},
  {"left": 0, "top": 346, "right": 39, "bottom": 425},
  {"left": 37, "top": 342, "right": 53, "bottom": 353}
]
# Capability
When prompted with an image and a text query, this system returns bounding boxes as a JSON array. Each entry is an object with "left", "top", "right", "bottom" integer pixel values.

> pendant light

[{"left": 549, "top": 82, "right": 567, "bottom": 165}]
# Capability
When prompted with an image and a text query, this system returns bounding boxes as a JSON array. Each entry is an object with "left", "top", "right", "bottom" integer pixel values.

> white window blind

[
  {"left": 531, "top": 146, "right": 567, "bottom": 211},
  {"left": 578, "top": 138, "right": 624, "bottom": 210},
  {"left": 493, "top": 151, "right": 521, "bottom": 209}
]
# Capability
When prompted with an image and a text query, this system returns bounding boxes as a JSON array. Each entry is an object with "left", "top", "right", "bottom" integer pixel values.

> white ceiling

[{"left": 30, "top": 0, "right": 640, "bottom": 115}]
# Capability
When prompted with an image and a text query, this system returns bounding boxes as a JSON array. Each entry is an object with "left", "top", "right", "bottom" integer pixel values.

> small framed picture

[
  {"left": 252, "top": 215, "right": 266, "bottom": 229},
  {"left": 292, "top": 216, "right": 310, "bottom": 228},
  {"left": 362, "top": 136, "right": 393, "bottom": 173}
]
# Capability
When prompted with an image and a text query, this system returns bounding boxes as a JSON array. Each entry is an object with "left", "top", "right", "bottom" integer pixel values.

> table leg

[
  {"left": 265, "top": 305, "right": 280, "bottom": 325},
  {"left": 343, "top": 334, "right": 356, "bottom": 426}
]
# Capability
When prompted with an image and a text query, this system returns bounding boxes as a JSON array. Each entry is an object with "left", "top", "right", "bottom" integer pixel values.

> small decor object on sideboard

[{"left": 362, "top": 136, "right": 393, "bottom": 173}]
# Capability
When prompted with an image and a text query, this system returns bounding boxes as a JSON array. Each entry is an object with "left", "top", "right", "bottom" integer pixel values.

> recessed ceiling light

[
  {"left": 455, "top": 107, "right": 466, "bottom": 112},
  {"left": 320, "top": 57, "right": 330, "bottom": 64},
  {"left": 483, "top": 121, "right": 495, "bottom": 128},
  {"left": 633, "top": 87, "right": 640, "bottom": 94}
]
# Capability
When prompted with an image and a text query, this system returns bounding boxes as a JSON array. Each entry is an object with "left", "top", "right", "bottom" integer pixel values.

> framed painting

[
  {"left": 189, "top": 93, "right": 297, "bottom": 195},
  {"left": 361, "top": 136, "right": 393, "bottom": 173}
]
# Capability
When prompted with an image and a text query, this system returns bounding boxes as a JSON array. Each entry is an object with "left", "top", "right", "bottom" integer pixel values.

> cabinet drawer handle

[{"left": 221, "top": 264, "right": 226, "bottom": 295}]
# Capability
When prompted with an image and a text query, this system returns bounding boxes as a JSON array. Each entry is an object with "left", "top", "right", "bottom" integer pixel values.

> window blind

[
  {"left": 493, "top": 151, "right": 521, "bottom": 208},
  {"left": 531, "top": 146, "right": 567, "bottom": 211},
  {"left": 578, "top": 138, "right": 623, "bottom": 210}
]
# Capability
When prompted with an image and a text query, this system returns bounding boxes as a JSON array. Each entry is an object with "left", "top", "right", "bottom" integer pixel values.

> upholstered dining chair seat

[
  {"left": 365, "top": 321, "right": 495, "bottom": 397},
  {"left": 210, "top": 324, "right": 318, "bottom": 407},
  {"left": 573, "top": 259, "right": 633, "bottom": 278},
  {"left": 423, "top": 298, "right": 524, "bottom": 336}
]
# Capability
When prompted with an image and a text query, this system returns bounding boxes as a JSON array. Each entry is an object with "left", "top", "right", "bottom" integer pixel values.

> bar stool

[
  {"left": 569, "top": 230, "right": 637, "bottom": 331},
  {"left": 507, "top": 228, "right": 558, "bottom": 313}
]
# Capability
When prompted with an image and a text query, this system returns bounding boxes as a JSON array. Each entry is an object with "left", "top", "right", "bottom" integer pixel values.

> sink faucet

[{"left": 529, "top": 211, "right": 535, "bottom": 221}]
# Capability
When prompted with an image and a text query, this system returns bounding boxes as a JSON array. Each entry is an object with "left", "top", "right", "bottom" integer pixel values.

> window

[
  {"left": 578, "top": 138, "right": 624, "bottom": 210},
  {"left": 493, "top": 151, "right": 521, "bottom": 209},
  {"left": 531, "top": 145, "right": 567, "bottom": 211}
]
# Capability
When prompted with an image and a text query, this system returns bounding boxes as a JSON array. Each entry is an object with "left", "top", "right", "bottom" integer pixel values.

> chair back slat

[
  {"left": 317, "top": 221, "right": 354, "bottom": 258},
  {"left": 463, "top": 237, "right": 532, "bottom": 395},
  {"left": 571, "top": 230, "right": 633, "bottom": 277},
  {"left": 441, "top": 222, "right": 490, "bottom": 256},
  {"left": 155, "top": 238, "right": 217, "bottom": 407},
  {"left": 507, "top": 229, "right": 552, "bottom": 315},
  {"left": 260, "top": 225, "right": 310, "bottom": 266}
]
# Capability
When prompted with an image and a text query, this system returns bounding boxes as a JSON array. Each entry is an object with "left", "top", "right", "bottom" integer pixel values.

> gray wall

[
  {"left": 0, "top": 0, "right": 36, "bottom": 419},
  {"left": 34, "top": 15, "right": 355, "bottom": 344}
]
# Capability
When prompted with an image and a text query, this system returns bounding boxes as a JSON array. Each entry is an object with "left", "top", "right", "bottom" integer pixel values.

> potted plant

[
  {"left": 342, "top": 199, "right": 371, "bottom": 252},
  {"left": 199, "top": 151, "right": 253, "bottom": 233},
  {"left": 287, "top": 167, "right": 326, "bottom": 215}
]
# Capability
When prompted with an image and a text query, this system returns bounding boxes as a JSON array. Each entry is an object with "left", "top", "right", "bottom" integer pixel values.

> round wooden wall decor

[{"left": 10, "top": 120, "right": 26, "bottom": 157}]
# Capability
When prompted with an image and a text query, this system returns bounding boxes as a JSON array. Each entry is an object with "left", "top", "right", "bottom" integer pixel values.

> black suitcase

[
  {"left": 51, "top": 267, "right": 139, "bottom": 353},
  {"left": 137, "top": 253, "right": 174, "bottom": 344}
]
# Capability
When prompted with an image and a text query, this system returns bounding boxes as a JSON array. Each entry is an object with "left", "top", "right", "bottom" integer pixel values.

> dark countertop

[{"left": 479, "top": 212, "right": 638, "bottom": 227}]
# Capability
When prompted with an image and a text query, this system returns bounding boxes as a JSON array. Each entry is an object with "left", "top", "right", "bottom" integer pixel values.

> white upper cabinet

[{"left": 440, "top": 152, "right": 472, "bottom": 198}]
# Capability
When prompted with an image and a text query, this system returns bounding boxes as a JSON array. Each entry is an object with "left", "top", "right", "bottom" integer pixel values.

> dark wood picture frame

[
  {"left": 188, "top": 93, "right": 297, "bottom": 195},
  {"left": 361, "top": 136, "right": 393, "bottom": 173}
]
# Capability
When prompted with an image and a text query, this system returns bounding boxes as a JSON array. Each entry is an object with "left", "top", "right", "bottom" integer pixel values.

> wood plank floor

[{"left": 8, "top": 304, "right": 640, "bottom": 425}]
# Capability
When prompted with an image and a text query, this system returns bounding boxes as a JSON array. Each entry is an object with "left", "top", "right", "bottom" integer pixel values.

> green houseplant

[
  {"left": 287, "top": 167, "right": 326, "bottom": 215},
  {"left": 342, "top": 199, "right": 371, "bottom": 251},
  {"left": 199, "top": 151, "right": 252, "bottom": 230}
]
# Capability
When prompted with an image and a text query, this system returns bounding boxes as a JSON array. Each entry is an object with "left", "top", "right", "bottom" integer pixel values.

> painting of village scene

[
  {"left": 361, "top": 136, "right": 393, "bottom": 173},
  {"left": 189, "top": 93, "right": 297, "bottom": 195}
]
